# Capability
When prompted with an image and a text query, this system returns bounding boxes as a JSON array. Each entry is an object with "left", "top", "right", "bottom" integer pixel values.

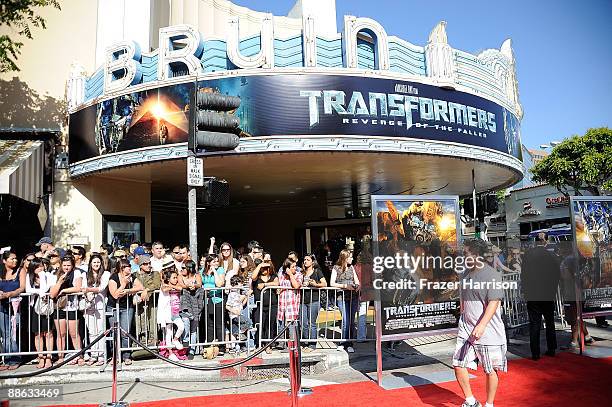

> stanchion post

[
  {"left": 100, "top": 317, "right": 129, "bottom": 407},
  {"left": 288, "top": 320, "right": 299, "bottom": 407},
  {"left": 112, "top": 320, "right": 119, "bottom": 403}
]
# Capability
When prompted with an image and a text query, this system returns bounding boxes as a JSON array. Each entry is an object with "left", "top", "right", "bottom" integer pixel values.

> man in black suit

[{"left": 522, "top": 232, "right": 561, "bottom": 360}]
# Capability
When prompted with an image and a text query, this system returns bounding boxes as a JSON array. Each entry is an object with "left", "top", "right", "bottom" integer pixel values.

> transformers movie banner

[
  {"left": 371, "top": 195, "right": 461, "bottom": 338},
  {"left": 68, "top": 74, "right": 522, "bottom": 165},
  {"left": 570, "top": 196, "right": 612, "bottom": 316}
]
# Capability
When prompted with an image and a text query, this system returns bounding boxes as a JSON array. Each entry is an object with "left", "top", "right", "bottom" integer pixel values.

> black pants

[
  {"left": 253, "top": 304, "right": 278, "bottom": 345},
  {"left": 527, "top": 301, "right": 557, "bottom": 357},
  {"left": 201, "top": 300, "right": 224, "bottom": 344}
]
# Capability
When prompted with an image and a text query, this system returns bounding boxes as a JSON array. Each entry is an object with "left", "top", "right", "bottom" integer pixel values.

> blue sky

[{"left": 233, "top": 0, "right": 612, "bottom": 149}]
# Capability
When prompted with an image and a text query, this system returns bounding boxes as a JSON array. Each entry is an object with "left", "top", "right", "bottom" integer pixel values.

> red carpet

[{"left": 46, "top": 352, "right": 612, "bottom": 407}]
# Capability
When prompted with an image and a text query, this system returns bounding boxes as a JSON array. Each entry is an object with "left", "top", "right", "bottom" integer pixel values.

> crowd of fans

[{"left": 0, "top": 236, "right": 367, "bottom": 371}]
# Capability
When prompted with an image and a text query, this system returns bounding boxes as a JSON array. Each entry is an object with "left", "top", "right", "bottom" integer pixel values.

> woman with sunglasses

[
  {"left": 81, "top": 254, "right": 111, "bottom": 366},
  {"left": 301, "top": 254, "right": 327, "bottom": 351},
  {"left": 218, "top": 243, "right": 239, "bottom": 277},
  {"left": 26, "top": 257, "right": 54, "bottom": 368},
  {"left": 49, "top": 255, "right": 84, "bottom": 366},
  {"left": 107, "top": 259, "right": 144, "bottom": 365},
  {"left": 0, "top": 250, "right": 26, "bottom": 370}
]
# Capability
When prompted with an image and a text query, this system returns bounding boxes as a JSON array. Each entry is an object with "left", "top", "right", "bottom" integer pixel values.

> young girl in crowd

[
  {"left": 82, "top": 254, "right": 110, "bottom": 366},
  {"left": 157, "top": 267, "right": 185, "bottom": 361},
  {"left": 25, "top": 257, "right": 54, "bottom": 369},
  {"left": 179, "top": 260, "right": 203, "bottom": 359},
  {"left": 226, "top": 275, "right": 249, "bottom": 353},
  {"left": 49, "top": 255, "right": 84, "bottom": 365},
  {"left": 277, "top": 258, "right": 303, "bottom": 348},
  {"left": 330, "top": 249, "right": 360, "bottom": 353}
]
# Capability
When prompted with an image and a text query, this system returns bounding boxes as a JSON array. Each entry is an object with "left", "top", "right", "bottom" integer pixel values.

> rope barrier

[
  {"left": 119, "top": 322, "right": 292, "bottom": 371},
  {"left": 0, "top": 328, "right": 112, "bottom": 380}
]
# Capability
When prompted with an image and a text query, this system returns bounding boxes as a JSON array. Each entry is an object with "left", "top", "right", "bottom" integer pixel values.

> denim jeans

[
  {"left": 181, "top": 316, "right": 199, "bottom": 354},
  {"left": 337, "top": 293, "right": 359, "bottom": 347},
  {"left": 0, "top": 306, "right": 20, "bottom": 365},
  {"left": 357, "top": 301, "right": 369, "bottom": 340},
  {"left": 300, "top": 301, "right": 321, "bottom": 346},
  {"left": 107, "top": 306, "right": 134, "bottom": 361}
]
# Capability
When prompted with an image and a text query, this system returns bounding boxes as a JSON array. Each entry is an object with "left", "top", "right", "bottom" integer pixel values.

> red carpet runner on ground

[{"left": 47, "top": 352, "right": 612, "bottom": 407}]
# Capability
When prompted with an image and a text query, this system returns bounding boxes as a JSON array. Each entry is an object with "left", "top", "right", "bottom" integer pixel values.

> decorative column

[{"left": 425, "top": 21, "right": 456, "bottom": 89}]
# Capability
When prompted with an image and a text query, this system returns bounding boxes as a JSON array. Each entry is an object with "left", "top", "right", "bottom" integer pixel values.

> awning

[{"left": 0, "top": 140, "right": 44, "bottom": 204}]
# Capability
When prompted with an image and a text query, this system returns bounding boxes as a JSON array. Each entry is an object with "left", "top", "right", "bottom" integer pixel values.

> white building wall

[{"left": 95, "top": 0, "right": 152, "bottom": 67}]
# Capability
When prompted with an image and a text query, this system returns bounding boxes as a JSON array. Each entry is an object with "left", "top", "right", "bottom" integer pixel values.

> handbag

[
  {"left": 56, "top": 295, "right": 67, "bottom": 310},
  {"left": 34, "top": 295, "right": 55, "bottom": 316}
]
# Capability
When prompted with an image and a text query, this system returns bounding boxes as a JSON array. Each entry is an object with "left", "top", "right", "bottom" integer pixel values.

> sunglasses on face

[
  {"left": 222, "top": 248, "right": 231, "bottom": 252},
  {"left": 26, "top": 257, "right": 35, "bottom": 261},
  {"left": 142, "top": 262, "right": 151, "bottom": 265}
]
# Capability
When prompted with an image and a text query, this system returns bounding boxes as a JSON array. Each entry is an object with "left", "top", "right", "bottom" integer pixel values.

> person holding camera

[
  {"left": 330, "top": 249, "right": 360, "bottom": 353},
  {"left": 301, "top": 254, "right": 327, "bottom": 352}
]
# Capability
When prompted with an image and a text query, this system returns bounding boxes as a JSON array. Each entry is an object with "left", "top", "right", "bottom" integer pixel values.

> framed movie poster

[
  {"left": 371, "top": 195, "right": 462, "bottom": 341},
  {"left": 102, "top": 215, "right": 145, "bottom": 249},
  {"left": 570, "top": 196, "right": 612, "bottom": 317}
]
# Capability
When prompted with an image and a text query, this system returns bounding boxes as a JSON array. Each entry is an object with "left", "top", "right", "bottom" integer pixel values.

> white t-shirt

[
  {"left": 151, "top": 255, "right": 173, "bottom": 272},
  {"left": 81, "top": 270, "right": 111, "bottom": 311},
  {"left": 458, "top": 264, "right": 506, "bottom": 346},
  {"left": 25, "top": 271, "right": 53, "bottom": 306}
]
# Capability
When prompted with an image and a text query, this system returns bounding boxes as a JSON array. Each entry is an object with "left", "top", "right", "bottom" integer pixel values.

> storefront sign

[
  {"left": 69, "top": 74, "right": 522, "bottom": 165},
  {"left": 546, "top": 195, "right": 569, "bottom": 208}
]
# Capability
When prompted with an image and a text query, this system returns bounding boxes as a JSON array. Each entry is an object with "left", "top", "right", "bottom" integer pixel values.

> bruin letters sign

[{"left": 104, "top": 15, "right": 390, "bottom": 95}]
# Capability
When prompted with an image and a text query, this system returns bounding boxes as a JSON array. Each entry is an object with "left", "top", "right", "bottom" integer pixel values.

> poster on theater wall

[
  {"left": 570, "top": 196, "right": 612, "bottom": 316},
  {"left": 371, "top": 195, "right": 461, "bottom": 339}
]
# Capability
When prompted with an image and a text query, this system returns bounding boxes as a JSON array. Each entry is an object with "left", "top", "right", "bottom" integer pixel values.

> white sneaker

[
  {"left": 173, "top": 340, "right": 184, "bottom": 350},
  {"left": 168, "top": 353, "right": 180, "bottom": 361},
  {"left": 346, "top": 346, "right": 355, "bottom": 353}
]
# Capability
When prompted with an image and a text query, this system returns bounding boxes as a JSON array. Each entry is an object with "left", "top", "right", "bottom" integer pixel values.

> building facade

[{"left": 1, "top": 0, "right": 524, "bottom": 257}]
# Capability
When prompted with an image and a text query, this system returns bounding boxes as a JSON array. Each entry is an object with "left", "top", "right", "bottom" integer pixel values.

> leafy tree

[
  {"left": 0, "top": 0, "right": 60, "bottom": 73},
  {"left": 531, "top": 127, "right": 612, "bottom": 196}
]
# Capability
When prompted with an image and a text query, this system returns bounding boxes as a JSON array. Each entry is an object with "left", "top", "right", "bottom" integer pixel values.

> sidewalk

[{"left": 3, "top": 320, "right": 612, "bottom": 406}]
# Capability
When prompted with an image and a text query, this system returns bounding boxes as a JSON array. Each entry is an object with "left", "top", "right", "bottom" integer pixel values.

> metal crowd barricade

[
  {"left": 501, "top": 272, "right": 529, "bottom": 330},
  {"left": 0, "top": 292, "right": 107, "bottom": 367},
  {"left": 115, "top": 285, "right": 256, "bottom": 360},
  {"left": 257, "top": 286, "right": 374, "bottom": 348}
]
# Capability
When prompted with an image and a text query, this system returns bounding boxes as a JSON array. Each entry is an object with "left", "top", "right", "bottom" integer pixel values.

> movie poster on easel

[
  {"left": 371, "top": 195, "right": 462, "bottom": 339},
  {"left": 570, "top": 196, "right": 612, "bottom": 316}
]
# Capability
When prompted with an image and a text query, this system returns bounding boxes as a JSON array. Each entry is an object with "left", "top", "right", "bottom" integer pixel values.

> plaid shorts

[{"left": 452, "top": 337, "right": 507, "bottom": 374}]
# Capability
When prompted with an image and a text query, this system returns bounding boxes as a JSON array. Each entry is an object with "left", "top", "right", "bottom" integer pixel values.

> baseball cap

[
  {"left": 137, "top": 255, "right": 151, "bottom": 265},
  {"left": 36, "top": 237, "right": 53, "bottom": 246},
  {"left": 134, "top": 246, "right": 146, "bottom": 256}
]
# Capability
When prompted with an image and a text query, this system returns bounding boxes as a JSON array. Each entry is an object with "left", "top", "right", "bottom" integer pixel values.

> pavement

[{"left": 2, "top": 319, "right": 612, "bottom": 407}]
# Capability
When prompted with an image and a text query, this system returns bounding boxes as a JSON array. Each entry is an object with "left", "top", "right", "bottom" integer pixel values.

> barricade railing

[
  {"left": 501, "top": 272, "right": 567, "bottom": 331},
  {"left": 0, "top": 314, "right": 309, "bottom": 407},
  {"left": 257, "top": 286, "right": 373, "bottom": 347},
  {"left": 0, "top": 292, "right": 107, "bottom": 364},
  {"left": 0, "top": 285, "right": 380, "bottom": 364}
]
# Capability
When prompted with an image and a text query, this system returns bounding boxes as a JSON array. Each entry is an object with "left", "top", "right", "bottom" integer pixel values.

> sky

[{"left": 233, "top": 0, "right": 612, "bottom": 150}]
